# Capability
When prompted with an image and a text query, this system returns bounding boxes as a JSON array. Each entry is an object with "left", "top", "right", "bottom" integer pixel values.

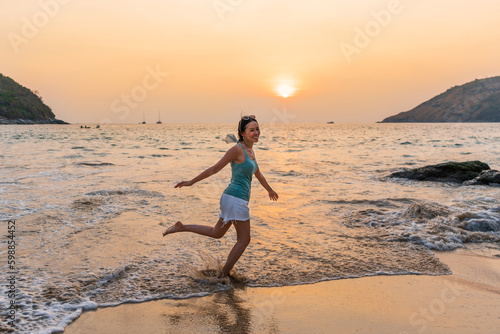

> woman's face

[{"left": 242, "top": 121, "right": 260, "bottom": 143}]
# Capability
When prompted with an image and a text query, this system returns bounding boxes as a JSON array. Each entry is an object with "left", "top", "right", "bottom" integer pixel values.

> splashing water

[{"left": 1, "top": 123, "right": 499, "bottom": 333}]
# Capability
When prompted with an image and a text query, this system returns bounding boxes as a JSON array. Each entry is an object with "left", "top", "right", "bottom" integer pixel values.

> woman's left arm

[{"left": 255, "top": 168, "right": 279, "bottom": 201}]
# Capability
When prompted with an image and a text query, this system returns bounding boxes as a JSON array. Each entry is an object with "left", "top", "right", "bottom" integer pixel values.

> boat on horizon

[
  {"left": 156, "top": 111, "right": 162, "bottom": 124},
  {"left": 327, "top": 121, "right": 334, "bottom": 124}
]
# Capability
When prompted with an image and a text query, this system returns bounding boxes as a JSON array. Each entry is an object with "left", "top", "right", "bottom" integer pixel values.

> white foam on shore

[
  {"left": 2, "top": 123, "right": 500, "bottom": 333},
  {"left": 343, "top": 201, "right": 500, "bottom": 251}
]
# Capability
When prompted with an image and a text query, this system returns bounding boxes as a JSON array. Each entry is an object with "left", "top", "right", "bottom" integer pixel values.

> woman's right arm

[{"left": 174, "top": 145, "right": 240, "bottom": 188}]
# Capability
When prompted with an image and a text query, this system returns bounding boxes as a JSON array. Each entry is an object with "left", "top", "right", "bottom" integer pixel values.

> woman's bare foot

[
  {"left": 162, "top": 221, "right": 183, "bottom": 236},
  {"left": 218, "top": 271, "right": 231, "bottom": 279}
]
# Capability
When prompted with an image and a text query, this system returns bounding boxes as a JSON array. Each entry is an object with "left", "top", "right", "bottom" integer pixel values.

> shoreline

[
  {"left": 64, "top": 249, "right": 500, "bottom": 334},
  {"left": 0, "top": 118, "right": 68, "bottom": 125}
]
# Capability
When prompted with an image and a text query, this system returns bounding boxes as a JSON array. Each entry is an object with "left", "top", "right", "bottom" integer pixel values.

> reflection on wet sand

[
  {"left": 65, "top": 285, "right": 279, "bottom": 333},
  {"left": 163, "top": 285, "right": 279, "bottom": 334}
]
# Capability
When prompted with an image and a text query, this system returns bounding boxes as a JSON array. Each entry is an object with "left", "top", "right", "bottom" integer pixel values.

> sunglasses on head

[{"left": 242, "top": 115, "right": 256, "bottom": 120}]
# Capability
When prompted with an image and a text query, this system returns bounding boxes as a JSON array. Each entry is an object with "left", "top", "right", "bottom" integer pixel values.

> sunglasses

[{"left": 242, "top": 115, "right": 256, "bottom": 120}]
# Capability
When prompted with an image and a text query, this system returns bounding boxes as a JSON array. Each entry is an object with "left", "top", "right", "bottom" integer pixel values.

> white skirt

[{"left": 219, "top": 193, "right": 250, "bottom": 224}]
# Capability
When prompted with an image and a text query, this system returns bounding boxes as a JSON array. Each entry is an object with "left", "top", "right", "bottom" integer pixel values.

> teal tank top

[{"left": 223, "top": 143, "right": 258, "bottom": 201}]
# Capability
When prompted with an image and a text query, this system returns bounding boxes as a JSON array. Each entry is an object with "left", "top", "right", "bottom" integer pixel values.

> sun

[{"left": 276, "top": 84, "right": 296, "bottom": 98}]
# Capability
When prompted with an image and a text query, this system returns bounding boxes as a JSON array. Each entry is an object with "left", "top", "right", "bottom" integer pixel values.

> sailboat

[
  {"left": 141, "top": 111, "right": 146, "bottom": 124},
  {"left": 156, "top": 111, "right": 162, "bottom": 124}
]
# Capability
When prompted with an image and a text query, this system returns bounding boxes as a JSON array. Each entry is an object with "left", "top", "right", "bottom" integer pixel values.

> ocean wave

[
  {"left": 324, "top": 198, "right": 414, "bottom": 208},
  {"left": 76, "top": 162, "right": 115, "bottom": 167},
  {"left": 3, "top": 123, "right": 500, "bottom": 334},
  {"left": 343, "top": 202, "right": 500, "bottom": 251},
  {"left": 86, "top": 188, "right": 164, "bottom": 198}
]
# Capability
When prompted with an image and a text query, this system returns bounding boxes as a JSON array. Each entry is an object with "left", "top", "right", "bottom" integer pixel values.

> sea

[{"left": 1, "top": 123, "right": 499, "bottom": 333}]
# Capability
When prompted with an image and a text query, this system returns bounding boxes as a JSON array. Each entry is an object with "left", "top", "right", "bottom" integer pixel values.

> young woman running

[{"left": 162, "top": 115, "right": 278, "bottom": 278}]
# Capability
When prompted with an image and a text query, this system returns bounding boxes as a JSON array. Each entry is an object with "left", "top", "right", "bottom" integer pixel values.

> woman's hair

[{"left": 237, "top": 117, "right": 258, "bottom": 141}]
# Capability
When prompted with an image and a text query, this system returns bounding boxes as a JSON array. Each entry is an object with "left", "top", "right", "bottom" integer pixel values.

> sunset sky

[{"left": 1, "top": 0, "right": 499, "bottom": 124}]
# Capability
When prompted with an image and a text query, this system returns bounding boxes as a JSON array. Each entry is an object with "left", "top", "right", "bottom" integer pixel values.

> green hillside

[
  {"left": 0, "top": 73, "right": 66, "bottom": 124},
  {"left": 382, "top": 76, "right": 500, "bottom": 122}
]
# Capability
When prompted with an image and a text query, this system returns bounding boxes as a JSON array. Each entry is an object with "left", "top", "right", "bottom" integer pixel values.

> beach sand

[{"left": 64, "top": 249, "right": 500, "bottom": 334}]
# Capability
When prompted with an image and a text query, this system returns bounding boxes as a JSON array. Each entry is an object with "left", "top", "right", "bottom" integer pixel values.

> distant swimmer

[{"left": 163, "top": 115, "right": 279, "bottom": 278}]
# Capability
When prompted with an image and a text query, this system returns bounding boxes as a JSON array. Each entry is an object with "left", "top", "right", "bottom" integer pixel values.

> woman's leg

[
  {"left": 220, "top": 220, "right": 251, "bottom": 277},
  {"left": 162, "top": 218, "right": 232, "bottom": 238}
]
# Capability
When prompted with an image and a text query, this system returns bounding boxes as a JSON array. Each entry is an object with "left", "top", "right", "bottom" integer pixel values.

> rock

[
  {"left": 389, "top": 161, "right": 490, "bottom": 183},
  {"left": 457, "top": 218, "right": 500, "bottom": 232},
  {"left": 463, "top": 170, "right": 500, "bottom": 185}
]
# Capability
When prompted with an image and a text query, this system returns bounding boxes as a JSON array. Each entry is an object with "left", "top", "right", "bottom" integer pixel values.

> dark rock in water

[
  {"left": 463, "top": 170, "right": 500, "bottom": 186},
  {"left": 458, "top": 218, "right": 500, "bottom": 232},
  {"left": 389, "top": 161, "right": 490, "bottom": 183}
]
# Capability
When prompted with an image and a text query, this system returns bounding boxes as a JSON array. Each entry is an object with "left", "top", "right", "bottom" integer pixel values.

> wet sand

[{"left": 64, "top": 249, "right": 500, "bottom": 334}]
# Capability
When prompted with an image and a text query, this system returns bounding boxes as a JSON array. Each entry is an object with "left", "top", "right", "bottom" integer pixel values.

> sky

[{"left": 1, "top": 0, "right": 499, "bottom": 124}]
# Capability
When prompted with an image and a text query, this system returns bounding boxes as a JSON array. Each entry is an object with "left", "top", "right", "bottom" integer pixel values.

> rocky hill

[
  {"left": 0, "top": 73, "right": 67, "bottom": 124},
  {"left": 382, "top": 76, "right": 500, "bottom": 122}
]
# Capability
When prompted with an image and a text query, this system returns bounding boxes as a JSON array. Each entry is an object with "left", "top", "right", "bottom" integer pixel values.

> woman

[{"left": 163, "top": 115, "right": 279, "bottom": 278}]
